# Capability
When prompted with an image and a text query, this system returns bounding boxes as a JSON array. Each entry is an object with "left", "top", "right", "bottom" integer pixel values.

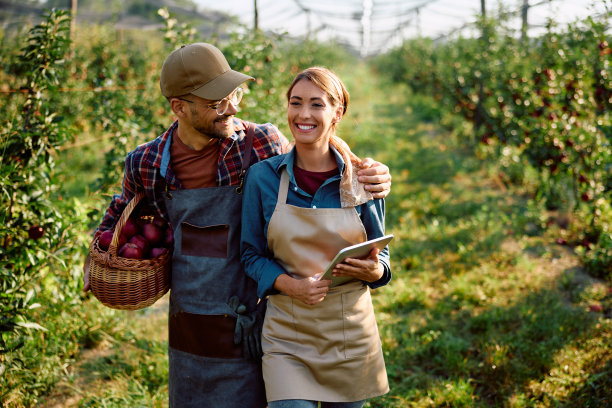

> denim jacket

[{"left": 240, "top": 145, "right": 391, "bottom": 299}]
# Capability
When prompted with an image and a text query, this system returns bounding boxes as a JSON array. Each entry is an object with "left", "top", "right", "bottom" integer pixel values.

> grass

[
  {"left": 16, "top": 63, "right": 612, "bottom": 407},
  {"left": 34, "top": 295, "right": 170, "bottom": 408},
  {"left": 341, "top": 66, "right": 612, "bottom": 407}
]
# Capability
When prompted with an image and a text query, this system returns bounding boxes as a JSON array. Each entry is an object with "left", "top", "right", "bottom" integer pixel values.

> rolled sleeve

[
  {"left": 98, "top": 151, "right": 139, "bottom": 233},
  {"left": 240, "top": 165, "right": 287, "bottom": 299},
  {"left": 359, "top": 198, "right": 392, "bottom": 289}
]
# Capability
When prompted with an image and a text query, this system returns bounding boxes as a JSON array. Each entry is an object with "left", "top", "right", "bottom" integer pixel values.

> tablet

[{"left": 319, "top": 234, "right": 394, "bottom": 287}]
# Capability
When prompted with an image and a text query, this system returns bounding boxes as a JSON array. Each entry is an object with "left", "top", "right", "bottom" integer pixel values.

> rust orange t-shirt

[{"left": 170, "top": 134, "right": 219, "bottom": 189}]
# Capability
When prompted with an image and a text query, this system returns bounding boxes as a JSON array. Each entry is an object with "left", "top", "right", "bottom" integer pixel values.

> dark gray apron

[{"left": 164, "top": 124, "right": 265, "bottom": 408}]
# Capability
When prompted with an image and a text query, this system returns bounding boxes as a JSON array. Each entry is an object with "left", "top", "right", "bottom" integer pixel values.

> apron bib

[
  {"left": 164, "top": 124, "right": 266, "bottom": 408},
  {"left": 263, "top": 169, "right": 389, "bottom": 402}
]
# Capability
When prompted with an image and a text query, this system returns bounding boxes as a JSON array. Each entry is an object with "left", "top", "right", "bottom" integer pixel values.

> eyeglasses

[{"left": 178, "top": 87, "right": 243, "bottom": 116}]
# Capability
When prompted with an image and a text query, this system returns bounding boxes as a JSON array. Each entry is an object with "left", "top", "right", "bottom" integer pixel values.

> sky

[{"left": 192, "top": 0, "right": 610, "bottom": 55}]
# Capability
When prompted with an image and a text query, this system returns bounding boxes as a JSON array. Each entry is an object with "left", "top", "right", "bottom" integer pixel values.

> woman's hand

[
  {"left": 332, "top": 247, "right": 383, "bottom": 283},
  {"left": 358, "top": 158, "right": 391, "bottom": 199},
  {"left": 274, "top": 274, "right": 331, "bottom": 305}
]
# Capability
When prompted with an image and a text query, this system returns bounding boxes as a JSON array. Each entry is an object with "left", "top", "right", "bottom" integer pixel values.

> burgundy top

[{"left": 293, "top": 163, "right": 340, "bottom": 196}]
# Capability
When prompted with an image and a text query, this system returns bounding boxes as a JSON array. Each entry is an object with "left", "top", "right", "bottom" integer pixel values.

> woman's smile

[{"left": 296, "top": 123, "right": 316, "bottom": 131}]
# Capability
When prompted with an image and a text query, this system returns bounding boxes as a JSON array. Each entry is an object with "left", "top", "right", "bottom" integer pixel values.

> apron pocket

[
  {"left": 169, "top": 311, "right": 242, "bottom": 358},
  {"left": 262, "top": 295, "right": 299, "bottom": 355},
  {"left": 181, "top": 222, "right": 229, "bottom": 258},
  {"left": 341, "top": 286, "right": 379, "bottom": 358}
]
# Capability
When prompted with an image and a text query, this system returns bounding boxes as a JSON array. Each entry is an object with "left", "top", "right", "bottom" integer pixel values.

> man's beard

[
  {"left": 192, "top": 114, "right": 234, "bottom": 139},
  {"left": 210, "top": 117, "right": 234, "bottom": 139}
]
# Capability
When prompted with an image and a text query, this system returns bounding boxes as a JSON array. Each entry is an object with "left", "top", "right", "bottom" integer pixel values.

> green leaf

[{"left": 15, "top": 321, "right": 47, "bottom": 332}]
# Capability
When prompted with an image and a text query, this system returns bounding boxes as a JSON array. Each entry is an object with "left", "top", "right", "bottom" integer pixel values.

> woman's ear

[{"left": 333, "top": 105, "right": 344, "bottom": 123}]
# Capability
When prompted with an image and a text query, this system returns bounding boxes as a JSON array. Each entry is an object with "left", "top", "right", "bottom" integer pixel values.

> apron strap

[
  {"left": 236, "top": 121, "right": 256, "bottom": 194},
  {"left": 276, "top": 169, "right": 290, "bottom": 205}
]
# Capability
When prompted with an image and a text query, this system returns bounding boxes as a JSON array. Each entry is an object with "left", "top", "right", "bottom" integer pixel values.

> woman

[{"left": 240, "top": 67, "right": 390, "bottom": 408}]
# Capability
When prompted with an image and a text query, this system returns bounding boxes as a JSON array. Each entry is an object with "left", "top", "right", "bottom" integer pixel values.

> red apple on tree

[
  {"left": 28, "top": 225, "right": 44, "bottom": 240},
  {"left": 589, "top": 304, "right": 603, "bottom": 313}
]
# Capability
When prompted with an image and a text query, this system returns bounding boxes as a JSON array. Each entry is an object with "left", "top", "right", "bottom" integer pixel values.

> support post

[
  {"left": 254, "top": 0, "right": 259, "bottom": 31},
  {"left": 521, "top": 0, "right": 529, "bottom": 44}
]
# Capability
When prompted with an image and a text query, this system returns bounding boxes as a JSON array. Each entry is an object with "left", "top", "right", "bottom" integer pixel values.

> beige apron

[{"left": 263, "top": 169, "right": 389, "bottom": 402}]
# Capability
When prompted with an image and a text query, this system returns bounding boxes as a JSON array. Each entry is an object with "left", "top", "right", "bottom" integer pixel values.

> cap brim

[{"left": 190, "top": 69, "right": 254, "bottom": 101}]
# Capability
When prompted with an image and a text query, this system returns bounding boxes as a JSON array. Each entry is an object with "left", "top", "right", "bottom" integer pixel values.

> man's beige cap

[{"left": 160, "top": 43, "right": 254, "bottom": 100}]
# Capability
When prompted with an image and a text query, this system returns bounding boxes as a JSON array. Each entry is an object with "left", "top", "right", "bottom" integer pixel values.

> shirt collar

[
  {"left": 160, "top": 121, "right": 178, "bottom": 177},
  {"left": 233, "top": 118, "right": 245, "bottom": 134},
  {"left": 275, "top": 144, "right": 346, "bottom": 180}
]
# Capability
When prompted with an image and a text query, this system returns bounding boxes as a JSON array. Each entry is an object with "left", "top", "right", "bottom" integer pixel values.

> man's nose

[{"left": 225, "top": 100, "right": 238, "bottom": 115}]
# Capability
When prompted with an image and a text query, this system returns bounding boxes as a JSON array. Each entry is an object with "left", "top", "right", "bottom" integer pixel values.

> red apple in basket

[
  {"left": 151, "top": 216, "right": 167, "bottom": 228},
  {"left": 142, "top": 223, "right": 163, "bottom": 245},
  {"left": 129, "top": 234, "right": 150, "bottom": 257},
  {"left": 122, "top": 218, "right": 140, "bottom": 239},
  {"left": 98, "top": 230, "right": 114, "bottom": 251},
  {"left": 164, "top": 227, "right": 174, "bottom": 247},
  {"left": 151, "top": 247, "right": 168, "bottom": 258},
  {"left": 98, "top": 229, "right": 126, "bottom": 251},
  {"left": 118, "top": 242, "right": 143, "bottom": 259}
]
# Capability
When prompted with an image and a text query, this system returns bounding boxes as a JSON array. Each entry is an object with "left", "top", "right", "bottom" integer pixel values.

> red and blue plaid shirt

[{"left": 98, "top": 118, "right": 289, "bottom": 232}]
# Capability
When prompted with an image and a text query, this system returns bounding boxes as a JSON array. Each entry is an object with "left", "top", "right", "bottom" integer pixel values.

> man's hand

[
  {"left": 332, "top": 247, "right": 383, "bottom": 283},
  {"left": 83, "top": 254, "right": 91, "bottom": 292},
  {"left": 358, "top": 158, "right": 391, "bottom": 199},
  {"left": 275, "top": 274, "right": 331, "bottom": 305}
]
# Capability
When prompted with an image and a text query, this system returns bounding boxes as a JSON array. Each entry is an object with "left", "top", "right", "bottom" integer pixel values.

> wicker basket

[{"left": 89, "top": 192, "right": 171, "bottom": 310}]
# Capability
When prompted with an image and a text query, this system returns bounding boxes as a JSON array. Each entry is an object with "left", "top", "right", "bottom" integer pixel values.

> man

[{"left": 84, "top": 42, "right": 391, "bottom": 407}]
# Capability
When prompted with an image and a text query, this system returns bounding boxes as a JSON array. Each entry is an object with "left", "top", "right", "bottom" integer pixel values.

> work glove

[{"left": 228, "top": 296, "right": 264, "bottom": 361}]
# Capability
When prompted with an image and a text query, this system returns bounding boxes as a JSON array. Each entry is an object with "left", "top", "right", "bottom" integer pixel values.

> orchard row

[{"left": 373, "top": 13, "right": 611, "bottom": 279}]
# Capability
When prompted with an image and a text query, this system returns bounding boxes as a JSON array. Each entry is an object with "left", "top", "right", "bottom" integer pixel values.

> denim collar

[{"left": 275, "top": 144, "right": 346, "bottom": 182}]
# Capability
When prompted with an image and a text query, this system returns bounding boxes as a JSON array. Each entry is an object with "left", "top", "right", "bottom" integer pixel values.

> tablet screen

[{"left": 319, "top": 234, "right": 393, "bottom": 287}]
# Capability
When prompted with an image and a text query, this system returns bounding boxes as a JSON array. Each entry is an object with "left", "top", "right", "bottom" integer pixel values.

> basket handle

[{"left": 108, "top": 192, "right": 144, "bottom": 257}]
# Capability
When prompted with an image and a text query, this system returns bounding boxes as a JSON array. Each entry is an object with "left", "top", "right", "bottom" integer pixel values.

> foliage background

[{"left": 0, "top": 3, "right": 610, "bottom": 407}]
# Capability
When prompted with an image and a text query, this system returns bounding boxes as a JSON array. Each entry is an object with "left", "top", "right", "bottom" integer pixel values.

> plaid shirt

[{"left": 98, "top": 118, "right": 289, "bottom": 232}]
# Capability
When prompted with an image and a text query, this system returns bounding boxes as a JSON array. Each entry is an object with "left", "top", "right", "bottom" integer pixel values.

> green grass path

[
  {"left": 39, "top": 63, "right": 611, "bottom": 408},
  {"left": 343, "top": 64, "right": 611, "bottom": 407}
]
